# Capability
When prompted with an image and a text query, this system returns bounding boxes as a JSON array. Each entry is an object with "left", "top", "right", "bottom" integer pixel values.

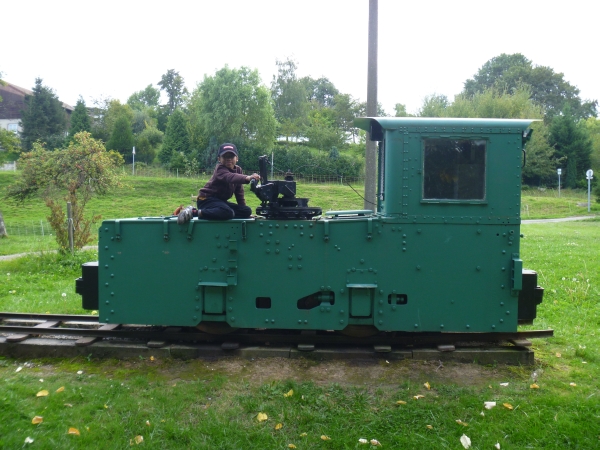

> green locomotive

[{"left": 77, "top": 117, "right": 544, "bottom": 335}]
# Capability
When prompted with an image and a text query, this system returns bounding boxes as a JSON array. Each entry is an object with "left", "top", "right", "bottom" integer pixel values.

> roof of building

[{"left": 0, "top": 81, "right": 74, "bottom": 120}]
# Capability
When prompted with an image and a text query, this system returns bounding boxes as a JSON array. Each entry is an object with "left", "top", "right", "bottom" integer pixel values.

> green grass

[
  {"left": 522, "top": 188, "right": 599, "bottom": 219},
  {"left": 0, "top": 234, "right": 56, "bottom": 257},
  {"left": 0, "top": 172, "right": 365, "bottom": 255},
  {"left": 2, "top": 171, "right": 596, "bottom": 256},
  {"left": 0, "top": 172, "right": 363, "bottom": 222},
  {"left": 0, "top": 355, "right": 598, "bottom": 448},
  {"left": 1, "top": 172, "right": 600, "bottom": 448},
  {"left": 520, "top": 221, "right": 600, "bottom": 362},
  {"left": 0, "top": 251, "right": 95, "bottom": 314}
]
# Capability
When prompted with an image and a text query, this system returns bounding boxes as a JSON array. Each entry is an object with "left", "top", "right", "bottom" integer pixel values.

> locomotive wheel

[
  {"left": 196, "top": 322, "right": 237, "bottom": 334},
  {"left": 339, "top": 325, "right": 380, "bottom": 337}
]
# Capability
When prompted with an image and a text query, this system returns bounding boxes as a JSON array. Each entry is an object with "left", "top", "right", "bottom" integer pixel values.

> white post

[
  {"left": 132, "top": 146, "right": 136, "bottom": 176},
  {"left": 557, "top": 168, "right": 561, "bottom": 197},
  {"left": 271, "top": 152, "right": 274, "bottom": 180},
  {"left": 586, "top": 169, "right": 594, "bottom": 213}
]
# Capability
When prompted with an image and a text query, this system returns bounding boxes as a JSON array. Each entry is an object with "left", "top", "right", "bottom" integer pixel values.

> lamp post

[
  {"left": 586, "top": 169, "right": 594, "bottom": 213},
  {"left": 557, "top": 168, "right": 561, "bottom": 197},
  {"left": 132, "top": 147, "right": 136, "bottom": 176}
]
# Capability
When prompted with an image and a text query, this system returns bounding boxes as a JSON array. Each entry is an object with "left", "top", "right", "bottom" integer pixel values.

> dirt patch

[
  {"left": 149, "top": 356, "right": 524, "bottom": 388},
  {"left": 5, "top": 355, "right": 531, "bottom": 388}
]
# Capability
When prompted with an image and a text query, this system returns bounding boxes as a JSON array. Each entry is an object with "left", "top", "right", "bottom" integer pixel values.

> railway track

[{"left": 0, "top": 312, "right": 553, "bottom": 364}]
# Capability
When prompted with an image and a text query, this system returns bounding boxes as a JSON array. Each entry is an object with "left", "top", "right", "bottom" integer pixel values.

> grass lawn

[{"left": 0, "top": 172, "right": 599, "bottom": 448}]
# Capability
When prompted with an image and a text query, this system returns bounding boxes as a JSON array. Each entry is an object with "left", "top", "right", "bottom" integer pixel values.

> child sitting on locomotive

[{"left": 175, "top": 143, "right": 260, "bottom": 224}]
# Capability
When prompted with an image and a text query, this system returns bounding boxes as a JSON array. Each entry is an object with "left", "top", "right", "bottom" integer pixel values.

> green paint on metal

[{"left": 93, "top": 118, "right": 540, "bottom": 334}]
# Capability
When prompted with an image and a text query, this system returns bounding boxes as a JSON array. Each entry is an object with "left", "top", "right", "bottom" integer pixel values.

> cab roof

[{"left": 354, "top": 117, "right": 535, "bottom": 140}]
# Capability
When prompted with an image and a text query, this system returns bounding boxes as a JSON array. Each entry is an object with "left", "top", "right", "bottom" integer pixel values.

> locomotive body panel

[{"left": 97, "top": 217, "right": 521, "bottom": 333}]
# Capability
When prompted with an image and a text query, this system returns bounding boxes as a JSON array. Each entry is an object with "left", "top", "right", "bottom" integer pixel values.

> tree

[
  {"left": 89, "top": 96, "right": 111, "bottom": 142},
  {"left": 131, "top": 108, "right": 158, "bottom": 134},
  {"left": 128, "top": 85, "right": 160, "bottom": 134},
  {"left": 90, "top": 99, "right": 134, "bottom": 144},
  {"left": 158, "top": 69, "right": 188, "bottom": 115},
  {"left": 20, "top": 78, "right": 67, "bottom": 150},
  {"left": 5, "top": 132, "right": 124, "bottom": 251},
  {"left": 332, "top": 93, "right": 360, "bottom": 142},
  {"left": 418, "top": 94, "right": 449, "bottom": 117},
  {"left": 355, "top": 101, "right": 388, "bottom": 117},
  {"left": 134, "top": 125, "right": 163, "bottom": 164},
  {"left": 301, "top": 76, "right": 339, "bottom": 108},
  {"left": 329, "top": 146, "right": 339, "bottom": 160},
  {"left": 271, "top": 58, "right": 308, "bottom": 140},
  {"left": 158, "top": 108, "right": 190, "bottom": 165},
  {"left": 446, "top": 86, "right": 543, "bottom": 119},
  {"left": 104, "top": 100, "right": 134, "bottom": 137},
  {"left": 127, "top": 84, "right": 160, "bottom": 110},
  {"left": 199, "top": 136, "right": 219, "bottom": 171},
  {"left": 191, "top": 66, "right": 277, "bottom": 149},
  {"left": 582, "top": 117, "right": 600, "bottom": 173},
  {"left": 394, "top": 103, "right": 412, "bottom": 117},
  {"left": 106, "top": 115, "right": 135, "bottom": 160},
  {"left": 463, "top": 53, "right": 531, "bottom": 95},
  {"left": 0, "top": 129, "right": 20, "bottom": 157},
  {"left": 522, "top": 122, "right": 565, "bottom": 186},
  {"left": 304, "top": 107, "right": 344, "bottom": 150},
  {"left": 463, "top": 53, "right": 598, "bottom": 121},
  {"left": 68, "top": 97, "right": 91, "bottom": 143},
  {"left": 549, "top": 107, "right": 593, "bottom": 188}
]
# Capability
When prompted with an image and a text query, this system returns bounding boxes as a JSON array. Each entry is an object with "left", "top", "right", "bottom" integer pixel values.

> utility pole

[{"left": 364, "top": 0, "right": 378, "bottom": 211}]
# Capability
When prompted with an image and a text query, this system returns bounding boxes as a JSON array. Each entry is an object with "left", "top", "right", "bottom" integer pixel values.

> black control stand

[{"left": 250, "top": 155, "right": 322, "bottom": 219}]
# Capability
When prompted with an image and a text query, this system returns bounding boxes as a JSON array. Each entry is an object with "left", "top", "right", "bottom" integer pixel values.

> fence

[
  {"left": 3, "top": 163, "right": 363, "bottom": 185},
  {"left": 0, "top": 162, "right": 17, "bottom": 171},
  {"left": 3, "top": 220, "right": 53, "bottom": 237},
  {"left": 126, "top": 165, "right": 365, "bottom": 185}
]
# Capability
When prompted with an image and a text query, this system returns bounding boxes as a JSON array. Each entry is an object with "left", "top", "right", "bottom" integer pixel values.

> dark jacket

[{"left": 199, "top": 164, "right": 248, "bottom": 206}]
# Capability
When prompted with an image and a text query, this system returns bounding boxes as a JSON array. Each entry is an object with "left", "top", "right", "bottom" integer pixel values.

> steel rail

[
  {"left": 0, "top": 312, "right": 98, "bottom": 322},
  {"left": 0, "top": 321, "right": 554, "bottom": 346}
]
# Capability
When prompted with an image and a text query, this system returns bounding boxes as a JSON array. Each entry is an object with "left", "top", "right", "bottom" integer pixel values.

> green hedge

[{"left": 239, "top": 144, "right": 364, "bottom": 179}]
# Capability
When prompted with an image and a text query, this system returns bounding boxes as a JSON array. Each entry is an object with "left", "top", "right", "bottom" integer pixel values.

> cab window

[{"left": 422, "top": 139, "right": 486, "bottom": 201}]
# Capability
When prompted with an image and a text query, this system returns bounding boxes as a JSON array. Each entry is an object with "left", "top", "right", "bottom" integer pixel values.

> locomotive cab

[{"left": 355, "top": 117, "right": 544, "bottom": 326}]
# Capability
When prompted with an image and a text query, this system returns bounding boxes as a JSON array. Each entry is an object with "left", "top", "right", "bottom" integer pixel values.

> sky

[{"left": 2, "top": 0, "right": 598, "bottom": 116}]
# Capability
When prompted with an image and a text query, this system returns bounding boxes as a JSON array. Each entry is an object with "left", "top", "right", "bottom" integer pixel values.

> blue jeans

[{"left": 197, "top": 197, "right": 252, "bottom": 220}]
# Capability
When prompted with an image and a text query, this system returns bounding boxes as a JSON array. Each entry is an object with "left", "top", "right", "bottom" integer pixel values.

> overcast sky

[{"left": 2, "top": 0, "right": 598, "bottom": 116}]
